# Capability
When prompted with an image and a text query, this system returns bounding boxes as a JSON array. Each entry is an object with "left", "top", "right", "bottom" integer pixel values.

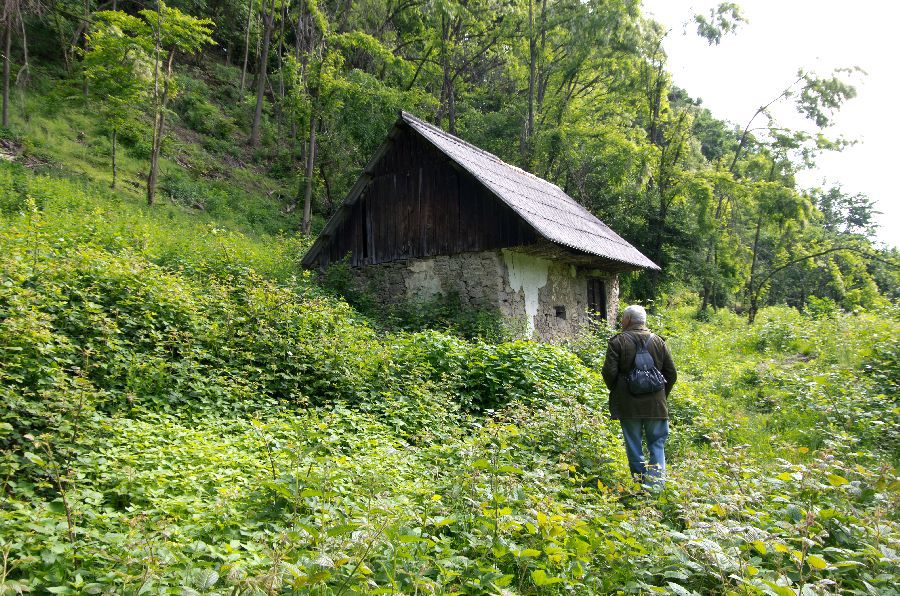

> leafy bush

[
  {"left": 394, "top": 291, "right": 512, "bottom": 342},
  {"left": 160, "top": 168, "right": 208, "bottom": 208},
  {"left": 1, "top": 162, "right": 899, "bottom": 595},
  {"left": 174, "top": 74, "right": 237, "bottom": 139},
  {"left": 753, "top": 305, "right": 807, "bottom": 353},
  {"left": 805, "top": 295, "right": 840, "bottom": 319},
  {"left": 565, "top": 320, "right": 616, "bottom": 368},
  {"left": 0, "top": 164, "right": 28, "bottom": 214},
  {"left": 115, "top": 115, "right": 153, "bottom": 159}
]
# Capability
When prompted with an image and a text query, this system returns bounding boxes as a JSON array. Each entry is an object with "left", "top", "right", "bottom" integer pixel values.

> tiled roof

[{"left": 400, "top": 112, "right": 659, "bottom": 270}]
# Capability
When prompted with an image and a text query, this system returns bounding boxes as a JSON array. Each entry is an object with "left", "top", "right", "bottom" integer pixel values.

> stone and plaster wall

[{"left": 350, "top": 250, "right": 618, "bottom": 342}]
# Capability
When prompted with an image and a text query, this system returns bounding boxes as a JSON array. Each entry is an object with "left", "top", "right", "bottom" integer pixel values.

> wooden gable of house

[{"left": 310, "top": 123, "right": 538, "bottom": 269}]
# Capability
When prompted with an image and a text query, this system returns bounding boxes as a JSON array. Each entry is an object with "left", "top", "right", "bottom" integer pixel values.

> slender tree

[
  {"left": 239, "top": 0, "right": 253, "bottom": 93},
  {"left": 248, "top": 0, "right": 275, "bottom": 146},
  {"left": 140, "top": 1, "right": 214, "bottom": 205},
  {"left": 1, "top": 0, "right": 41, "bottom": 127},
  {"left": 2, "top": 13, "right": 10, "bottom": 128},
  {"left": 427, "top": 0, "right": 514, "bottom": 133},
  {"left": 82, "top": 10, "right": 149, "bottom": 189}
]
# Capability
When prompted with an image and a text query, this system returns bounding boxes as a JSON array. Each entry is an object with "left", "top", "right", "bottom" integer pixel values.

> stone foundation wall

[
  {"left": 350, "top": 250, "right": 618, "bottom": 342},
  {"left": 352, "top": 251, "right": 507, "bottom": 308}
]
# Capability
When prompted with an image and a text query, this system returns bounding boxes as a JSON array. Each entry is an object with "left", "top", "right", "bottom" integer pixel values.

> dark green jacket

[{"left": 601, "top": 326, "right": 677, "bottom": 420}]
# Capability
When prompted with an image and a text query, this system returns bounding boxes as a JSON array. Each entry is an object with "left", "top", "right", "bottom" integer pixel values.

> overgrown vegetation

[
  {"left": 0, "top": 0, "right": 897, "bottom": 592},
  {"left": 2, "top": 0, "right": 897, "bottom": 313},
  {"left": 1, "top": 163, "right": 897, "bottom": 594}
]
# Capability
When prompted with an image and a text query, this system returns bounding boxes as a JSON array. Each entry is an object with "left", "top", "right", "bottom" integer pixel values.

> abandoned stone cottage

[{"left": 301, "top": 111, "right": 659, "bottom": 341}]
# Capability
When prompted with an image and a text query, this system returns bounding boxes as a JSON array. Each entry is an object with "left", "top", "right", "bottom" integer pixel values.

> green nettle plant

[{"left": 1, "top": 162, "right": 898, "bottom": 593}]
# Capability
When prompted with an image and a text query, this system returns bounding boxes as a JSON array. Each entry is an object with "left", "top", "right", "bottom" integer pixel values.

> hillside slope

[
  {"left": 0, "top": 45, "right": 897, "bottom": 594},
  {"left": 2, "top": 64, "right": 308, "bottom": 239},
  {"left": 1, "top": 155, "right": 898, "bottom": 593}
]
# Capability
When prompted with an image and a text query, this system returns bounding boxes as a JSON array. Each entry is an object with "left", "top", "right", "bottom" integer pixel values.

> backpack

[{"left": 624, "top": 333, "right": 667, "bottom": 395}]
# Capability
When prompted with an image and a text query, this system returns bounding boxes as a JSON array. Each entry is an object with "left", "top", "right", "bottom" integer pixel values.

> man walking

[{"left": 601, "top": 305, "right": 677, "bottom": 484}]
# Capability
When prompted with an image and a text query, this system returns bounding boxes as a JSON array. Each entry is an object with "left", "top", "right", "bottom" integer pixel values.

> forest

[{"left": 0, "top": 0, "right": 898, "bottom": 593}]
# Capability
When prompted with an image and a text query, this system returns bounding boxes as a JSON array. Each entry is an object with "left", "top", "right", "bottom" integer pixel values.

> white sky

[{"left": 642, "top": 0, "right": 898, "bottom": 247}]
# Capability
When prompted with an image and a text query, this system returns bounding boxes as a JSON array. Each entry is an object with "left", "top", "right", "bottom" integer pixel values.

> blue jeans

[{"left": 620, "top": 419, "right": 669, "bottom": 483}]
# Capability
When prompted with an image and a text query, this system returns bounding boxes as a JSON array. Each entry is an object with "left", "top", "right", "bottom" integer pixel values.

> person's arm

[
  {"left": 661, "top": 341, "right": 677, "bottom": 396},
  {"left": 601, "top": 337, "right": 620, "bottom": 391}
]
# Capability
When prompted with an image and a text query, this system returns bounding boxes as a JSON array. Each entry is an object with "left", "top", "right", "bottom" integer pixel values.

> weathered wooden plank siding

[{"left": 318, "top": 125, "right": 537, "bottom": 268}]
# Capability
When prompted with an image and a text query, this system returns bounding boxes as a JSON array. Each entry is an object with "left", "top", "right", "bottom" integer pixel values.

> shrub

[
  {"left": 116, "top": 116, "right": 152, "bottom": 159},
  {"left": 565, "top": 320, "right": 615, "bottom": 368},
  {"left": 174, "top": 74, "right": 237, "bottom": 139},
  {"left": 394, "top": 291, "right": 511, "bottom": 342},
  {"left": 753, "top": 305, "right": 805, "bottom": 352},
  {"left": 161, "top": 169, "right": 208, "bottom": 208},
  {"left": 805, "top": 295, "right": 840, "bottom": 319}
]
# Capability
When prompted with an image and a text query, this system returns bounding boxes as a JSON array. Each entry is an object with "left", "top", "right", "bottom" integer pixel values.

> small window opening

[
  {"left": 554, "top": 305, "right": 567, "bottom": 320},
  {"left": 587, "top": 279, "right": 607, "bottom": 319}
]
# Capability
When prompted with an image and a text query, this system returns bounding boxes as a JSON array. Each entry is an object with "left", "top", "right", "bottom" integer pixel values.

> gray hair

[{"left": 621, "top": 304, "right": 647, "bottom": 326}]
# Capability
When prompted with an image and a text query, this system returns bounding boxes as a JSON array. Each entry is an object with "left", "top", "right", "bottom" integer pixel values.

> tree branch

[{"left": 752, "top": 245, "right": 900, "bottom": 300}]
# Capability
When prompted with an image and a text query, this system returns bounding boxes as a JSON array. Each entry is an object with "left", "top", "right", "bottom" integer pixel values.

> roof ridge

[
  {"left": 395, "top": 110, "right": 658, "bottom": 271},
  {"left": 442, "top": 147, "right": 645, "bottom": 250},
  {"left": 400, "top": 111, "right": 565, "bottom": 191}
]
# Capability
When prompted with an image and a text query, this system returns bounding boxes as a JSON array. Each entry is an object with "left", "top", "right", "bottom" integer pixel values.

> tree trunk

[
  {"left": 701, "top": 251, "right": 713, "bottom": 311},
  {"left": 522, "top": 0, "right": 535, "bottom": 165},
  {"left": 16, "top": 15, "right": 29, "bottom": 89},
  {"left": 748, "top": 294, "right": 759, "bottom": 324},
  {"left": 147, "top": 50, "right": 175, "bottom": 206},
  {"left": 447, "top": 83, "right": 456, "bottom": 134},
  {"left": 275, "top": 0, "right": 286, "bottom": 144},
  {"left": 293, "top": 8, "right": 302, "bottom": 61},
  {"left": 249, "top": 0, "right": 273, "bottom": 146},
  {"left": 437, "top": 15, "right": 457, "bottom": 134},
  {"left": 240, "top": 0, "right": 253, "bottom": 93},
  {"left": 301, "top": 111, "right": 317, "bottom": 235},
  {"left": 648, "top": 196, "right": 667, "bottom": 297},
  {"left": 700, "top": 193, "right": 726, "bottom": 312},
  {"left": 147, "top": 102, "right": 169, "bottom": 206},
  {"left": 337, "top": 0, "right": 352, "bottom": 33},
  {"left": 111, "top": 127, "right": 117, "bottom": 189},
  {"left": 82, "top": 0, "right": 90, "bottom": 98},
  {"left": 51, "top": 7, "right": 72, "bottom": 74},
  {"left": 2, "top": 21, "right": 10, "bottom": 128},
  {"left": 746, "top": 215, "right": 763, "bottom": 322},
  {"left": 147, "top": 112, "right": 162, "bottom": 205},
  {"left": 277, "top": 0, "right": 286, "bottom": 95},
  {"left": 535, "top": 0, "right": 547, "bottom": 112}
]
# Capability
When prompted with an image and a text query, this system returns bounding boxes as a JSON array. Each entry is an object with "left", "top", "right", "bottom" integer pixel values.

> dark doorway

[{"left": 587, "top": 278, "right": 607, "bottom": 320}]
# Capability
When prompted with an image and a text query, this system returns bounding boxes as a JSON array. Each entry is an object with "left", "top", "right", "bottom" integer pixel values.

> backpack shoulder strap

[
  {"left": 626, "top": 331, "right": 653, "bottom": 352},
  {"left": 622, "top": 331, "right": 640, "bottom": 349}
]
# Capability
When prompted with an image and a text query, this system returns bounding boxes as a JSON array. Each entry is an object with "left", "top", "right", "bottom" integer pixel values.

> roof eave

[
  {"left": 399, "top": 112, "right": 660, "bottom": 273},
  {"left": 304, "top": 111, "right": 661, "bottom": 274},
  {"left": 534, "top": 240, "right": 661, "bottom": 272},
  {"left": 301, "top": 117, "right": 406, "bottom": 268}
]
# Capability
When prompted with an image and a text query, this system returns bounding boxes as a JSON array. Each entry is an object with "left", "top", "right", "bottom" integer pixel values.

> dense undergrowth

[
  {"left": 2, "top": 64, "right": 308, "bottom": 240},
  {"left": 1, "top": 162, "right": 899, "bottom": 594}
]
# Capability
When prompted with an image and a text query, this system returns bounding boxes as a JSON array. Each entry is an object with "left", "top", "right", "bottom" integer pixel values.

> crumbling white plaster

[
  {"left": 502, "top": 250, "right": 549, "bottom": 338},
  {"left": 405, "top": 258, "right": 442, "bottom": 301},
  {"left": 347, "top": 250, "right": 619, "bottom": 343}
]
